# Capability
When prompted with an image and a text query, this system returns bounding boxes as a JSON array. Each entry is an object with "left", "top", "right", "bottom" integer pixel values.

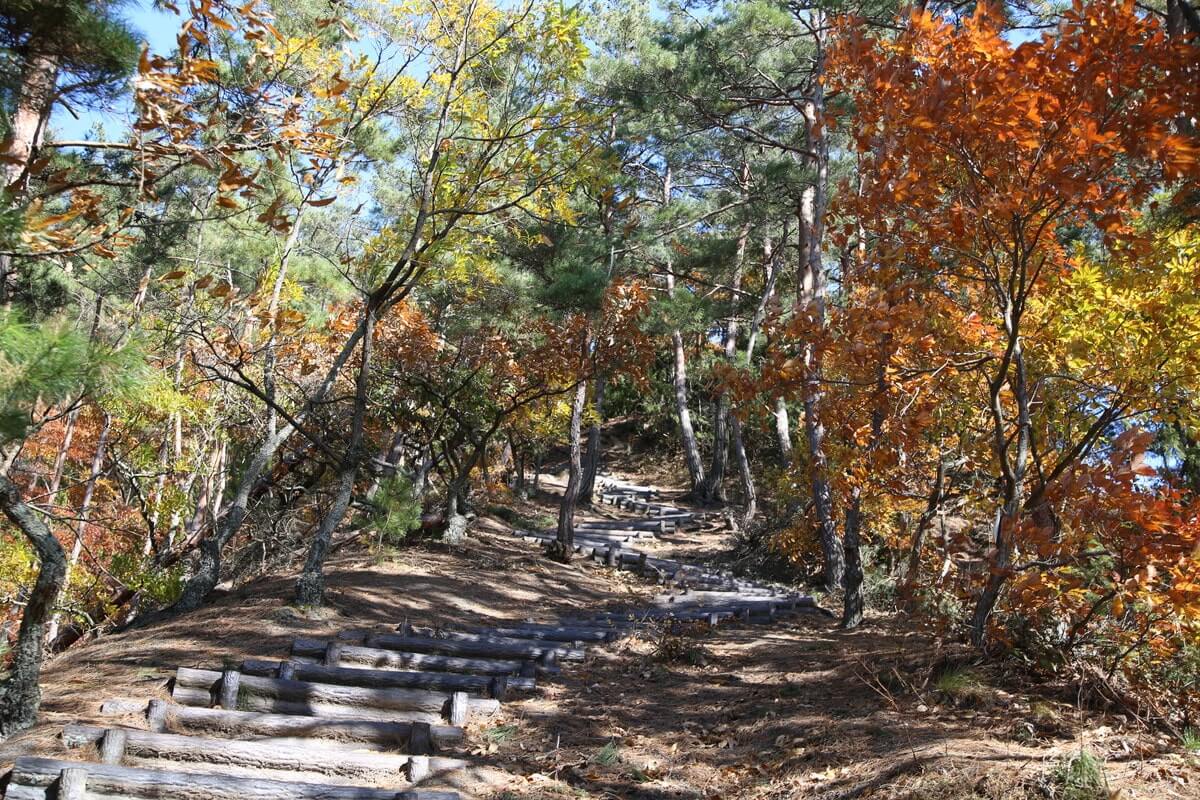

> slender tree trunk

[
  {"left": 208, "top": 440, "right": 228, "bottom": 531},
  {"left": 661, "top": 166, "right": 705, "bottom": 496},
  {"left": 797, "top": 37, "right": 841, "bottom": 592},
  {"left": 295, "top": 308, "right": 376, "bottom": 607},
  {"left": 170, "top": 424, "right": 297, "bottom": 612},
  {"left": 774, "top": 398, "right": 794, "bottom": 468},
  {"left": 730, "top": 231, "right": 783, "bottom": 527},
  {"left": 731, "top": 417, "right": 756, "bottom": 525},
  {"left": 671, "top": 329, "right": 705, "bottom": 494},
  {"left": 703, "top": 193, "right": 750, "bottom": 505},
  {"left": 969, "top": 302, "right": 1032, "bottom": 647},
  {"left": 0, "top": 475, "right": 67, "bottom": 736},
  {"left": 44, "top": 407, "right": 80, "bottom": 507},
  {"left": 552, "top": 378, "right": 588, "bottom": 560},
  {"left": 366, "top": 431, "right": 405, "bottom": 502},
  {"left": 579, "top": 374, "right": 606, "bottom": 505},
  {"left": 842, "top": 291, "right": 893, "bottom": 628},
  {"left": 413, "top": 447, "right": 434, "bottom": 500},
  {"left": 46, "top": 412, "right": 111, "bottom": 643},
  {"left": 902, "top": 459, "right": 948, "bottom": 597}
]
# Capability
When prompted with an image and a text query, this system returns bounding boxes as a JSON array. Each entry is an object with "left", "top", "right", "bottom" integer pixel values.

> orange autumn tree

[{"left": 829, "top": 0, "right": 1200, "bottom": 649}]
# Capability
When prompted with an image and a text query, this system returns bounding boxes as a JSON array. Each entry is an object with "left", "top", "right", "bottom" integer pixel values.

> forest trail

[
  {"left": 1, "top": 470, "right": 1194, "bottom": 800},
  {"left": 0, "top": 476, "right": 822, "bottom": 799}
]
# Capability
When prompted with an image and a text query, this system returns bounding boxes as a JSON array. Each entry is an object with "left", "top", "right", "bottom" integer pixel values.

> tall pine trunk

[
  {"left": 0, "top": 50, "right": 57, "bottom": 303},
  {"left": 797, "top": 34, "right": 841, "bottom": 593},
  {"left": 661, "top": 166, "right": 705, "bottom": 496}
]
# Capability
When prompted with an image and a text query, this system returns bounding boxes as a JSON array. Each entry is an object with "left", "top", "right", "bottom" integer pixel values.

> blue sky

[{"left": 51, "top": 2, "right": 180, "bottom": 141}]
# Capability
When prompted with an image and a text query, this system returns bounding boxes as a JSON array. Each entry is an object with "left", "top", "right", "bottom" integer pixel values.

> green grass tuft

[
  {"left": 593, "top": 740, "right": 621, "bottom": 766},
  {"left": 484, "top": 724, "right": 519, "bottom": 743},
  {"left": 1051, "top": 749, "right": 1109, "bottom": 800}
]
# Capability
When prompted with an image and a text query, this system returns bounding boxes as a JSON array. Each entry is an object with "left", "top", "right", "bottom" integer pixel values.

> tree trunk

[
  {"left": 0, "top": 475, "right": 68, "bottom": 736},
  {"left": 902, "top": 459, "right": 948, "bottom": 598},
  {"left": 969, "top": 303, "right": 1032, "bottom": 647},
  {"left": 661, "top": 167, "right": 705, "bottom": 496},
  {"left": 774, "top": 398, "right": 793, "bottom": 468},
  {"left": 731, "top": 417, "right": 756, "bottom": 526},
  {"left": 170, "top": 424, "right": 297, "bottom": 613},
  {"left": 45, "top": 408, "right": 79, "bottom": 507},
  {"left": 702, "top": 201, "right": 750, "bottom": 506},
  {"left": 552, "top": 379, "right": 588, "bottom": 561},
  {"left": 842, "top": 330, "right": 891, "bottom": 629},
  {"left": 366, "top": 431, "right": 405, "bottom": 502},
  {"left": 1, "top": 50, "right": 58, "bottom": 303},
  {"left": 796, "top": 37, "right": 840, "bottom": 592},
  {"left": 578, "top": 374, "right": 606, "bottom": 505},
  {"left": 671, "top": 329, "right": 705, "bottom": 495},
  {"left": 799, "top": 185, "right": 840, "bottom": 591},
  {"left": 841, "top": 486, "right": 865, "bottom": 628},
  {"left": 295, "top": 308, "right": 377, "bottom": 607},
  {"left": 46, "top": 412, "right": 111, "bottom": 643}
]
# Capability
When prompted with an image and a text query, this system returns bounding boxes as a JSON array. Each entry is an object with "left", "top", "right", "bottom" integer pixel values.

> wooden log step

[
  {"left": 291, "top": 637, "right": 556, "bottom": 676},
  {"left": 597, "top": 482, "right": 657, "bottom": 496},
  {"left": 517, "top": 529, "right": 644, "bottom": 546},
  {"left": 98, "top": 699, "right": 462, "bottom": 752},
  {"left": 239, "top": 659, "right": 530, "bottom": 699},
  {"left": 7, "top": 756, "right": 458, "bottom": 800},
  {"left": 579, "top": 599, "right": 825, "bottom": 623},
  {"left": 582, "top": 531, "right": 658, "bottom": 542},
  {"left": 659, "top": 593, "right": 813, "bottom": 608},
  {"left": 518, "top": 529, "right": 646, "bottom": 547},
  {"left": 576, "top": 519, "right": 672, "bottom": 532},
  {"left": 340, "top": 631, "right": 586, "bottom": 662},
  {"left": 61, "top": 725, "right": 466, "bottom": 783},
  {"left": 171, "top": 667, "right": 499, "bottom": 723},
  {"left": 568, "top": 527, "right": 657, "bottom": 539},
  {"left": 460, "top": 622, "right": 626, "bottom": 643},
  {"left": 614, "top": 551, "right": 725, "bottom": 579},
  {"left": 665, "top": 584, "right": 789, "bottom": 597}
]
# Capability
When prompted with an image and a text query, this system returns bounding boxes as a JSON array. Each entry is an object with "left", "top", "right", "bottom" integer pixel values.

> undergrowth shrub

[
  {"left": 108, "top": 553, "right": 185, "bottom": 607},
  {"left": 1048, "top": 750, "right": 1109, "bottom": 800},
  {"left": 367, "top": 475, "right": 422, "bottom": 546}
]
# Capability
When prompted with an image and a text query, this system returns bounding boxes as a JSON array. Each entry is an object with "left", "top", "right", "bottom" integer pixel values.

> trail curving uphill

[{"left": 2, "top": 475, "right": 824, "bottom": 799}]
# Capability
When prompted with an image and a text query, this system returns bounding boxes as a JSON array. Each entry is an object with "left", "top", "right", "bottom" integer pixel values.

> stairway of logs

[{"left": 3, "top": 475, "right": 823, "bottom": 800}]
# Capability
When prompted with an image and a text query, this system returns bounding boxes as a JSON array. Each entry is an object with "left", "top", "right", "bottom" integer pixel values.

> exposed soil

[{"left": 2, "top": 471, "right": 1197, "bottom": 799}]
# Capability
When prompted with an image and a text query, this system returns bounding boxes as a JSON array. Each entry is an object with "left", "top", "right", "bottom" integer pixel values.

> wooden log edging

[
  {"left": 7, "top": 756, "right": 459, "bottom": 800},
  {"left": 291, "top": 637, "right": 557, "bottom": 676},
  {"left": 459, "top": 622, "right": 625, "bottom": 643},
  {"left": 239, "top": 659, "right": 530, "bottom": 699},
  {"left": 171, "top": 667, "right": 499, "bottom": 723},
  {"left": 99, "top": 698, "right": 462, "bottom": 752},
  {"left": 576, "top": 519, "right": 672, "bottom": 532},
  {"left": 331, "top": 630, "right": 586, "bottom": 663},
  {"left": 61, "top": 724, "right": 466, "bottom": 782}
]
